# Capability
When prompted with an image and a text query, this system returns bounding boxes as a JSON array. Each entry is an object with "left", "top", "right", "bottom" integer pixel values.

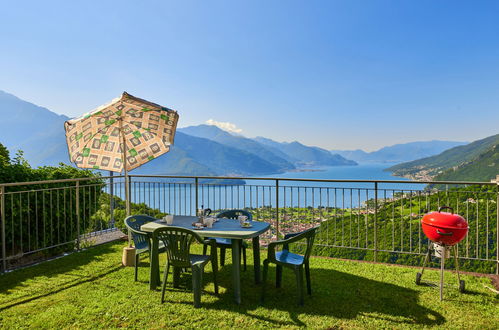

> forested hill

[
  {"left": 387, "top": 133, "right": 499, "bottom": 181},
  {"left": 433, "top": 144, "right": 498, "bottom": 182}
]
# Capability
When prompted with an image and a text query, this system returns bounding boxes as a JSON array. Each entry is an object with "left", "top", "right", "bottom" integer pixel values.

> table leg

[
  {"left": 252, "top": 236, "right": 261, "bottom": 284},
  {"left": 231, "top": 239, "right": 242, "bottom": 304},
  {"left": 149, "top": 237, "right": 160, "bottom": 290}
]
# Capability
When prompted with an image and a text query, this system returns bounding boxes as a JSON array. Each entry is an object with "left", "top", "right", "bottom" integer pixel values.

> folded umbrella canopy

[{"left": 64, "top": 91, "right": 179, "bottom": 214}]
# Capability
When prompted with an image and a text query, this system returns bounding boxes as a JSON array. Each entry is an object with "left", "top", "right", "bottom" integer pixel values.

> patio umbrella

[{"left": 64, "top": 92, "right": 179, "bottom": 215}]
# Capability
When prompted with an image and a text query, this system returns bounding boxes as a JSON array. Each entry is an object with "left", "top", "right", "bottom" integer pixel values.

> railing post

[
  {"left": 76, "top": 181, "right": 80, "bottom": 251},
  {"left": 195, "top": 177, "right": 199, "bottom": 215},
  {"left": 374, "top": 181, "right": 378, "bottom": 262},
  {"left": 275, "top": 179, "right": 279, "bottom": 240},
  {"left": 496, "top": 180, "right": 499, "bottom": 275},
  {"left": 1, "top": 185, "right": 6, "bottom": 273}
]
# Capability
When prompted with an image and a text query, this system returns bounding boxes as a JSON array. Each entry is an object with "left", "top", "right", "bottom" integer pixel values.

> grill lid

[{"left": 421, "top": 206, "right": 468, "bottom": 230}]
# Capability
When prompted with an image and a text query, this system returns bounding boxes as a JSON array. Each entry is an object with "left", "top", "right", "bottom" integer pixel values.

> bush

[{"left": 0, "top": 143, "right": 104, "bottom": 265}]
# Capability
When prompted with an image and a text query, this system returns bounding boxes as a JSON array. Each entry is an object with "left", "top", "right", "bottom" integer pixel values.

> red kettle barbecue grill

[{"left": 416, "top": 206, "right": 469, "bottom": 300}]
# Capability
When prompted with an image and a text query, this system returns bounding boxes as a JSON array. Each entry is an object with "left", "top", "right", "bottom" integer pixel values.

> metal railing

[{"left": 1, "top": 174, "right": 498, "bottom": 273}]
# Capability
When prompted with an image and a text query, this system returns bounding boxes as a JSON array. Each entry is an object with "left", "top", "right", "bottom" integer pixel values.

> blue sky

[{"left": 1, "top": 0, "right": 498, "bottom": 151}]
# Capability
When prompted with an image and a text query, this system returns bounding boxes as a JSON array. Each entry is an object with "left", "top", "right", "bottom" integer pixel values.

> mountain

[
  {"left": 0, "top": 90, "right": 70, "bottom": 165},
  {"left": 254, "top": 137, "right": 357, "bottom": 167},
  {"left": 0, "top": 90, "right": 289, "bottom": 176},
  {"left": 331, "top": 141, "right": 467, "bottom": 163},
  {"left": 251, "top": 136, "right": 296, "bottom": 163},
  {"left": 387, "top": 134, "right": 499, "bottom": 180},
  {"left": 329, "top": 149, "right": 369, "bottom": 162},
  {"left": 433, "top": 144, "right": 498, "bottom": 182},
  {"left": 179, "top": 125, "right": 295, "bottom": 171},
  {"left": 133, "top": 132, "right": 283, "bottom": 176}
]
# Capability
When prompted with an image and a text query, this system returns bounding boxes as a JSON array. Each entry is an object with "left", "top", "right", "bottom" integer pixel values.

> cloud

[{"left": 205, "top": 119, "right": 243, "bottom": 134}]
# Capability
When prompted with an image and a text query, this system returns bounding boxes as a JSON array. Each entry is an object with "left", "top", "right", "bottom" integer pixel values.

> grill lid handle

[
  {"left": 438, "top": 206, "right": 454, "bottom": 214},
  {"left": 436, "top": 229, "right": 454, "bottom": 236}
]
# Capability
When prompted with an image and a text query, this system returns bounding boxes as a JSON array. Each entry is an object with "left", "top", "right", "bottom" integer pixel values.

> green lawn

[{"left": 0, "top": 241, "right": 497, "bottom": 329}]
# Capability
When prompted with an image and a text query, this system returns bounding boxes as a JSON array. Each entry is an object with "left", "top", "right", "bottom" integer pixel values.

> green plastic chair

[
  {"left": 261, "top": 227, "right": 318, "bottom": 305},
  {"left": 125, "top": 215, "right": 165, "bottom": 281},
  {"left": 203, "top": 209, "right": 251, "bottom": 271},
  {"left": 153, "top": 226, "right": 219, "bottom": 308}
]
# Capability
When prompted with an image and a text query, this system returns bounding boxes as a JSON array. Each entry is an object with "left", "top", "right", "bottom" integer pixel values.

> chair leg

[
  {"left": 305, "top": 261, "right": 312, "bottom": 295},
  {"left": 203, "top": 244, "right": 207, "bottom": 256},
  {"left": 134, "top": 253, "right": 139, "bottom": 282},
  {"left": 220, "top": 248, "right": 226, "bottom": 267},
  {"left": 211, "top": 251, "right": 219, "bottom": 294},
  {"left": 173, "top": 266, "right": 181, "bottom": 288},
  {"left": 161, "top": 262, "right": 170, "bottom": 303},
  {"left": 261, "top": 260, "right": 269, "bottom": 302},
  {"left": 295, "top": 266, "right": 304, "bottom": 306},
  {"left": 192, "top": 265, "right": 203, "bottom": 308},
  {"left": 242, "top": 245, "right": 247, "bottom": 272},
  {"left": 276, "top": 265, "right": 283, "bottom": 288}
]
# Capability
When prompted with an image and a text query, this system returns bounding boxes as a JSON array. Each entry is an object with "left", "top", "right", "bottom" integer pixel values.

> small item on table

[
  {"left": 193, "top": 222, "right": 205, "bottom": 230},
  {"left": 241, "top": 220, "right": 252, "bottom": 228},
  {"left": 238, "top": 215, "right": 248, "bottom": 225},
  {"left": 163, "top": 215, "right": 174, "bottom": 225},
  {"left": 204, "top": 216, "right": 215, "bottom": 228}
]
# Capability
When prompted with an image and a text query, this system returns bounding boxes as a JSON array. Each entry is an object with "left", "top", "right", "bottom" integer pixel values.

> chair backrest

[
  {"left": 216, "top": 209, "right": 253, "bottom": 221},
  {"left": 125, "top": 215, "right": 157, "bottom": 250},
  {"left": 284, "top": 227, "right": 318, "bottom": 260},
  {"left": 153, "top": 226, "right": 204, "bottom": 268},
  {"left": 302, "top": 227, "right": 317, "bottom": 260}
]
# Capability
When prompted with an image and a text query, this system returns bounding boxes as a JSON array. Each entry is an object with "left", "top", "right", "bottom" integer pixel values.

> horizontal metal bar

[
  {"left": 3, "top": 241, "right": 75, "bottom": 260},
  {"left": 129, "top": 174, "right": 496, "bottom": 186},
  {"left": 3, "top": 183, "right": 107, "bottom": 195},
  {"left": 0, "top": 175, "right": 122, "bottom": 188},
  {"left": 1, "top": 174, "right": 494, "bottom": 189},
  {"left": 312, "top": 244, "right": 497, "bottom": 262}
]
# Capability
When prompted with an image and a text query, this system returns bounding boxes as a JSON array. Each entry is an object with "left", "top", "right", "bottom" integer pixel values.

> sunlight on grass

[{"left": 0, "top": 241, "right": 497, "bottom": 329}]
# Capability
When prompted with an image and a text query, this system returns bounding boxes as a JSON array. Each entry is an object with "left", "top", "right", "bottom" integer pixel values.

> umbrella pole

[
  {"left": 124, "top": 168, "right": 131, "bottom": 216},
  {"left": 125, "top": 169, "right": 132, "bottom": 248},
  {"left": 119, "top": 117, "right": 132, "bottom": 247}
]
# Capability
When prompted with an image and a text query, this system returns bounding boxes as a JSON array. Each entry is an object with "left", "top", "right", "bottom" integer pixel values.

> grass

[{"left": 0, "top": 241, "right": 497, "bottom": 329}]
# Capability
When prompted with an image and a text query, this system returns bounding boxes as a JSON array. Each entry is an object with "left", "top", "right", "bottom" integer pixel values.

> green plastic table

[{"left": 141, "top": 215, "right": 270, "bottom": 304}]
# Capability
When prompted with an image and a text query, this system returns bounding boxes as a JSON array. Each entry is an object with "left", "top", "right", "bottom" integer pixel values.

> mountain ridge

[
  {"left": 387, "top": 134, "right": 499, "bottom": 181},
  {"left": 179, "top": 125, "right": 295, "bottom": 171},
  {"left": 331, "top": 140, "right": 467, "bottom": 163},
  {"left": 253, "top": 136, "right": 357, "bottom": 167}
]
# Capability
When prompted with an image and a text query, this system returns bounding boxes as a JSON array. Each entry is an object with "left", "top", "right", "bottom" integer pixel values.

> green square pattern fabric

[{"left": 64, "top": 92, "right": 179, "bottom": 172}]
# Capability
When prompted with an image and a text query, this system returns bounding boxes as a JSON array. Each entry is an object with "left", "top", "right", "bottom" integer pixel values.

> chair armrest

[
  {"left": 126, "top": 225, "right": 148, "bottom": 237},
  {"left": 203, "top": 238, "right": 217, "bottom": 247},
  {"left": 284, "top": 232, "right": 301, "bottom": 240},
  {"left": 266, "top": 235, "right": 303, "bottom": 261},
  {"left": 203, "top": 238, "right": 218, "bottom": 264},
  {"left": 268, "top": 227, "right": 318, "bottom": 257}
]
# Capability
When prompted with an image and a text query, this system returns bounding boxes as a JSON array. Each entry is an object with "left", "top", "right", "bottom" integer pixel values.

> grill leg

[
  {"left": 416, "top": 243, "right": 432, "bottom": 285},
  {"left": 420, "top": 243, "right": 432, "bottom": 276},
  {"left": 453, "top": 245, "right": 461, "bottom": 283},
  {"left": 453, "top": 245, "right": 465, "bottom": 293},
  {"left": 440, "top": 245, "right": 446, "bottom": 301}
]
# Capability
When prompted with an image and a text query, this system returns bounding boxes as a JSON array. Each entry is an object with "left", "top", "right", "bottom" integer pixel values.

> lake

[
  {"left": 123, "top": 163, "right": 427, "bottom": 214},
  {"left": 249, "top": 162, "right": 424, "bottom": 190}
]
